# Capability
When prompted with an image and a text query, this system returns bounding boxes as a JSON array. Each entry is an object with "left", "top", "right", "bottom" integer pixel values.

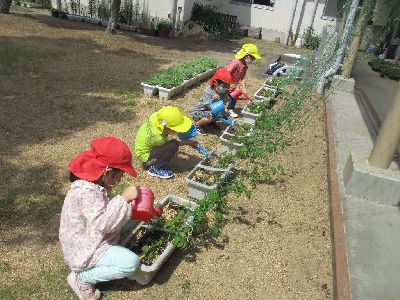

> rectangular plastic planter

[
  {"left": 159, "top": 68, "right": 217, "bottom": 100},
  {"left": 66, "top": 14, "right": 83, "bottom": 22},
  {"left": 121, "top": 195, "right": 197, "bottom": 285},
  {"left": 241, "top": 104, "right": 261, "bottom": 125},
  {"left": 141, "top": 82, "right": 159, "bottom": 96},
  {"left": 254, "top": 85, "right": 277, "bottom": 101},
  {"left": 158, "top": 84, "right": 185, "bottom": 100},
  {"left": 119, "top": 24, "right": 136, "bottom": 32},
  {"left": 241, "top": 100, "right": 273, "bottom": 124},
  {"left": 185, "top": 164, "right": 232, "bottom": 200},
  {"left": 198, "top": 150, "right": 232, "bottom": 172},
  {"left": 219, "top": 129, "right": 243, "bottom": 154}
]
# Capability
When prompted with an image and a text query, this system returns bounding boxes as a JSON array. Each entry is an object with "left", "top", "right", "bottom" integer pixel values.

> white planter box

[
  {"left": 158, "top": 68, "right": 216, "bottom": 100},
  {"left": 185, "top": 164, "right": 232, "bottom": 200},
  {"left": 219, "top": 121, "right": 253, "bottom": 154},
  {"left": 121, "top": 195, "right": 197, "bottom": 285},
  {"left": 158, "top": 84, "right": 185, "bottom": 100},
  {"left": 66, "top": 14, "right": 82, "bottom": 22},
  {"left": 241, "top": 100, "right": 273, "bottom": 124},
  {"left": 195, "top": 68, "right": 216, "bottom": 82},
  {"left": 23, "top": 2, "right": 41, "bottom": 7},
  {"left": 219, "top": 131, "right": 243, "bottom": 154},
  {"left": 141, "top": 82, "right": 159, "bottom": 96},
  {"left": 119, "top": 24, "right": 136, "bottom": 32},
  {"left": 254, "top": 86, "right": 277, "bottom": 101},
  {"left": 241, "top": 104, "right": 261, "bottom": 125},
  {"left": 198, "top": 150, "right": 232, "bottom": 172}
]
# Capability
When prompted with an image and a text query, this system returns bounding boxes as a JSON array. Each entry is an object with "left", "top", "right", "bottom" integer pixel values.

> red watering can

[
  {"left": 229, "top": 86, "right": 254, "bottom": 101},
  {"left": 131, "top": 187, "right": 162, "bottom": 222}
]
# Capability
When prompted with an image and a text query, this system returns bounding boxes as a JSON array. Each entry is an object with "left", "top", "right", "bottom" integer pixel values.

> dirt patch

[{"left": 0, "top": 7, "right": 330, "bottom": 300}]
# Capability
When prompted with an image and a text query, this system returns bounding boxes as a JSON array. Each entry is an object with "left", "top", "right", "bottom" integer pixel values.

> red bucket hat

[
  {"left": 209, "top": 68, "right": 233, "bottom": 86},
  {"left": 68, "top": 136, "right": 137, "bottom": 181}
]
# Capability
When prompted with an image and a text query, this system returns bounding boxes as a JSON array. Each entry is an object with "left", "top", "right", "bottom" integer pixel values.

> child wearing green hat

[
  {"left": 226, "top": 43, "right": 262, "bottom": 117},
  {"left": 135, "top": 106, "right": 197, "bottom": 179}
]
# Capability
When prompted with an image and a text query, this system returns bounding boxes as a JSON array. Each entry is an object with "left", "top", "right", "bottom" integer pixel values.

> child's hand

[{"left": 121, "top": 185, "right": 138, "bottom": 203}]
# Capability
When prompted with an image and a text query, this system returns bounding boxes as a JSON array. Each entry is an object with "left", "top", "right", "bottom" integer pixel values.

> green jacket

[{"left": 135, "top": 112, "right": 166, "bottom": 162}]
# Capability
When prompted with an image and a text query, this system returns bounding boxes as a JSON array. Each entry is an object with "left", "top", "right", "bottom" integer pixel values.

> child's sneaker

[
  {"left": 228, "top": 109, "right": 239, "bottom": 118},
  {"left": 67, "top": 272, "right": 101, "bottom": 300},
  {"left": 147, "top": 166, "right": 174, "bottom": 179}
]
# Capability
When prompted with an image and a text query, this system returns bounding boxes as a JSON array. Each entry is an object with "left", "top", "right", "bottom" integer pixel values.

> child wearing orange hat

[
  {"left": 225, "top": 43, "right": 262, "bottom": 117},
  {"left": 191, "top": 68, "right": 234, "bottom": 134},
  {"left": 60, "top": 137, "right": 151, "bottom": 300}
]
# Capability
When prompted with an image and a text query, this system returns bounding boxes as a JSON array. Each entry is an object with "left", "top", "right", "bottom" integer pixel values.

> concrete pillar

[
  {"left": 170, "top": 0, "right": 178, "bottom": 32},
  {"left": 369, "top": 83, "right": 400, "bottom": 169},
  {"left": 286, "top": 0, "right": 299, "bottom": 45}
]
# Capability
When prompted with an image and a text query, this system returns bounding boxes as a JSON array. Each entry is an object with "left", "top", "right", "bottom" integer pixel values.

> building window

[
  {"left": 232, "top": 0, "right": 275, "bottom": 7},
  {"left": 323, "top": 0, "right": 338, "bottom": 18}
]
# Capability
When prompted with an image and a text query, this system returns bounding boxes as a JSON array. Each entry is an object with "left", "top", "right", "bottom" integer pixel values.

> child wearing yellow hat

[
  {"left": 226, "top": 43, "right": 261, "bottom": 117},
  {"left": 135, "top": 106, "right": 197, "bottom": 179}
]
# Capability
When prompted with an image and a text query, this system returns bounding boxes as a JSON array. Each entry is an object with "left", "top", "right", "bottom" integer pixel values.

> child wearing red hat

[
  {"left": 59, "top": 137, "right": 149, "bottom": 300},
  {"left": 191, "top": 68, "right": 234, "bottom": 134}
]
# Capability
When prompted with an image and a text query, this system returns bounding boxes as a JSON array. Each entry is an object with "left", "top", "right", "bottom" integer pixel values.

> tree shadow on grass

[
  {"left": 11, "top": 8, "right": 106, "bottom": 32},
  {"left": 0, "top": 34, "right": 167, "bottom": 243},
  {"left": 13, "top": 8, "right": 242, "bottom": 55}
]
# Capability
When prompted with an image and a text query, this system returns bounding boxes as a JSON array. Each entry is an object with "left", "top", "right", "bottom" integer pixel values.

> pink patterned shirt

[
  {"left": 226, "top": 59, "right": 248, "bottom": 83},
  {"left": 59, "top": 180, "right": 132, "bottom": 271}
]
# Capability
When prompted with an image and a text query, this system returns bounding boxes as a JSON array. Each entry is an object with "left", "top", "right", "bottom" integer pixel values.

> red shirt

[{"left": 226, "top": 59, "right": 248, "bottom": 83}]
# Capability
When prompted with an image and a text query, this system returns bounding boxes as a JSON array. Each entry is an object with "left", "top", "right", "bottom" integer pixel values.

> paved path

[
  {"left": 329, "top": 60, "right": 400, "bottom": 299},
  {"left": 353, "top": 59, "right": 399, "bottom": 123}
]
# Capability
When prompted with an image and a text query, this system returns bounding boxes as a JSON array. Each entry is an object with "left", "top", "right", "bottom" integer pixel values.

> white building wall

[
  {"left": 52, "top": 0, "right": 336, "bottom": 43},
  {"left": 212, "top": 0, "right": 335, "bottom": 42}
]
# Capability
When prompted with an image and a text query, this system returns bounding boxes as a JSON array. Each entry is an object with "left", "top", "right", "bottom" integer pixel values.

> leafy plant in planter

[
  {"left": 192, "top": 168, "right": 223, "bottom": 186},
  {"left": 144, "top": 57, "right": 218, "bottom": 88},
  {"left": 258, "top": 88, "right": 275, "bottom": 98},
  {"left": 202, "top": 151, "right": 235, "bottom": 170},
  {"left": 129, "top": 202, "right": 192, "bottom": 264},
  {"left": 247, "top": 100, "right": 275, "bottom": 114},
  {"left": 228, "top": 122, "right": 253, "bottom": 137}
]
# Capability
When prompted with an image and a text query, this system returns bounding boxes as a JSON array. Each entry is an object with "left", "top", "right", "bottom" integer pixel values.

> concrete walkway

[
  {"left": 353, "top": 59, "right": 399, "bottom": 123},
  {"left": 328, "top": 61, "right": 400, "bottom": 299}
]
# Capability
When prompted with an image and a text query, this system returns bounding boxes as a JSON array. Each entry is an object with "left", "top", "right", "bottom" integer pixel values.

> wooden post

[{"left": 369, "top": 83, "right": 400, "bottom": 169}]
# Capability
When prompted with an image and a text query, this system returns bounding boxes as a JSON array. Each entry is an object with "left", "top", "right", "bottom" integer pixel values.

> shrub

[
  {"left": 157, "top": 19, "right": 172, "bottom": 32},
  {"left": 190, "top": 2, "right": 237, "bottom": 38},
  {"left": 303, "top": 27, "right": 320, "bottom": 50}
]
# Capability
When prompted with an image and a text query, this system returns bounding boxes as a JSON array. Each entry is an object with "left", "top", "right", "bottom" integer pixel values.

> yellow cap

[
  {"left": 234, "top": 43, "right": 262, "bottom": 60},
  {"left": 157, "top": 106, "right": 192, "bottom": 133}
]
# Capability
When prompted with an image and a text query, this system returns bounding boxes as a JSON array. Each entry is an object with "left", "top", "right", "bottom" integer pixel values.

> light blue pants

[{"left": 79, "top": 245, "right": 141, "bottom": 284}]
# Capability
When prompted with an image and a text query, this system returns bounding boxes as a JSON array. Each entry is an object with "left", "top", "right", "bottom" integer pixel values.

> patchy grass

[{"left": 0, "top": 265, "right": 72, "bottom": 300}]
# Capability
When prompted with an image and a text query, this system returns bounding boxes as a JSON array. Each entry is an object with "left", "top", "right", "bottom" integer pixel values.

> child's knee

[{"left": 118, "top": 253, "right": 141, "bottom": 276}]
